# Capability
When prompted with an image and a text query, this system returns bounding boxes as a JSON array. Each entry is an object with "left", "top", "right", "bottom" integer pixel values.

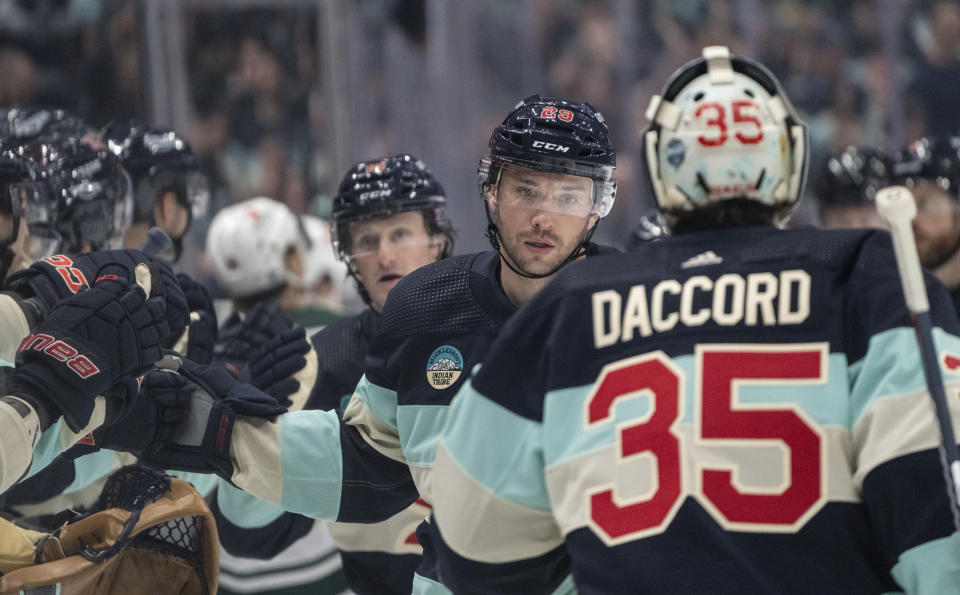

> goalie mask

[
  {"left": 478, "top": 94, "right": 617, "bottom": 278},
  {"left": 642, "top": 46, "right": 808, "bottom": 230}
]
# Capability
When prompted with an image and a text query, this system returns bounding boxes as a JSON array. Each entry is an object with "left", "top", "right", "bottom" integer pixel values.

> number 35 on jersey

[{"left": 584, "top": 344, "right": 830, "bottom": 545}]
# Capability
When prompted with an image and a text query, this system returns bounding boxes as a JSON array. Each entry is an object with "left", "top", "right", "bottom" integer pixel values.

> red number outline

[
  {"left": 585, "top": 351, "right": 686, "bottom": 543},
  {"left": 694, "top": 344, "right": 827, "bottom": 531},
  {"left": 732, "top": 100, "right": 764, "bottom": 145},
  {"left": 695, "top": 103, "right": 728, "bottom": 147},
  {"left": 584, "top": 344, "right": 828, "bottom": 545}
]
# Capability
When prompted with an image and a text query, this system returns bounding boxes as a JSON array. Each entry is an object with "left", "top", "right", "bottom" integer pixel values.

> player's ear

[{"left": 486, "top": 183, "right": 499, "bottom": 208}]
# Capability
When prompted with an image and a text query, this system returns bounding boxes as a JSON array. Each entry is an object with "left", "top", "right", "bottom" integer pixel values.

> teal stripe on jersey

[
  {"left": 218, "top": 479, "right": 287, "bottom": 528},
  {"left": 397, "top": 404, "right": 449, "bottom": 467},
  {"left": 0, "top": 358, "right": 11, "bottom": 367},
  {"left": 279, "top": 409, "right": 343, "bottom": 519},
  {"left": 891, "top": 532, "right": 960, "bottom": 595},
  {"left": 63, "top": 450, "right": 121, "bottom": 493},
  {"left": 412, "top": 571, "right": 453, "bottom": 594},
  {"left": 441, "top": 380, "right": 551, "bottom": 511},
  {"left": 850, "top": 326, "right": 960, "bottom": 426},
  {"left": 541, "top": 351, "right": 853, "bottom": 468},
  {"left": 354, "top": 374, "right": 399, "bottom": 430},
  {"left": 25, "top": 418, "right": 67, "bottom": 479},
  {"left": 549, "top": 574, "right": 577, "bottom": 595}
]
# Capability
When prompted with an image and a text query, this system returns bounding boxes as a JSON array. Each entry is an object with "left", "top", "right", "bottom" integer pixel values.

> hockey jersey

[
  {"left": 214, "top": 307, "right": 428, "bottom": 594},
  {"left": 431, "top": 227, "right": 960, "bottom": 594},
  {"left": 226, "top": 247, "right": 613, "bottom": 592}
]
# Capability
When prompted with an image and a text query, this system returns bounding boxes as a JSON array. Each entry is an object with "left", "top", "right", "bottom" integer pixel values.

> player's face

[
  {"left": 490, "top": 166, "right": 598, "bottom": 275},
  {"left": 348, "top": 210, "right": 442, "bottom": 312},
  {"left": 911, "top": 180, "right": 960, "bottom": 268}
]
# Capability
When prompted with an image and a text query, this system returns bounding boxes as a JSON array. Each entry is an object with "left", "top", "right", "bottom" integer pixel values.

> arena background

[{"left": 0, "top": 0, "right": 951, "bottom": 276}]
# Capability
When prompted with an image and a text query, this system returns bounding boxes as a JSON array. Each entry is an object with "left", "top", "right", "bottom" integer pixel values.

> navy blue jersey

[
  {"left": 432, "top": 227, "right": 960, "bottom": 594},
  {"left": 215, "top": 307, "right": 426, "bottom": 595},
  {"left": 225, "top": 247, "right": 616, "bottom": 593},
  {"left": 309, "top": 308, "right": 380, "bottom": 413}
]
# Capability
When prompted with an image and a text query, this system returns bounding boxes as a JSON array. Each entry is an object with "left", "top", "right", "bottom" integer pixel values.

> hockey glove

[
  {"left": 12, "top": 279, "right": 170, "bottom": 432},
  {"left": 4, "top": 250, "right": 188, "bottom": 343},
  {"left": 248, "top": 327, "right": 317, "bottom": 411},
  {"left": 170, "top": 273, "right": 218, "bottom": 364},
  {"left": 224, "top": 301, "right": 294, "bottom": 362},
  {"left": 67, "top": 371, "right": 192, "bottom": 458},
  {"left": 215, "top": 301, "right": 293, "bottom": 378},
  {"left": 138, "top": 357, "right": 286, "bottom": 480}
]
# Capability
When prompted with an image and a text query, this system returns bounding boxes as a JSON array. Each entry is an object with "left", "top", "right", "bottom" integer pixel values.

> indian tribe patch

[{"left": 426, "top": 345, "right": 464, "bottom": 389}]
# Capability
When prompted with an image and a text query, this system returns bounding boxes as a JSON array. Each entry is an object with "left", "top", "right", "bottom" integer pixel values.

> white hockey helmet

[
  {"left": 300, "top": 214, "right": 348, "bottom": 295},
  {"left": 206, "top": 196, "right": 306, "bottom": 299},
  {"left": 642, "top": 46, "right": 808, "bottom": 229}
]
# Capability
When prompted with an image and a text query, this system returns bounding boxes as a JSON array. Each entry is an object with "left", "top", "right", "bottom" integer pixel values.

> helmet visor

[
  {"left": 345, "top": 231, "right": 438, "bottom": 263},
  {"left": 8, "top": 181, "right": 55, "bottom": 227},
  {"left": 489, "top": 160, "right": 605, "bottom": 218}
]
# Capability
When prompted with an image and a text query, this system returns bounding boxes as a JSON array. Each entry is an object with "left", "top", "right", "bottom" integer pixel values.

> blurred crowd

[{"left": 1, "top": 0, "right": 960, "bottom": 269}]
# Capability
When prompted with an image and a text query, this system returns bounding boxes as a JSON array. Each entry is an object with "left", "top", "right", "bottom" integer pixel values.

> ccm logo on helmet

[
  {"left": 531, "top": 140, "right": 570, "bottom": 153},
  {"left": 17, "top": 333, "right": 100, "bottom": 378}
]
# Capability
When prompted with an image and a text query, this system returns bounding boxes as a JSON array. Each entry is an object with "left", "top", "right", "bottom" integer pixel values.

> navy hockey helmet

[
  {"left": 479, "top": 94, "right": 617, "bottom": 218},
  {"left": 890, "top": 136, "right": 960, "bottom": 201},
  {"left": 331, "top": 153, "right": 454, "bottom": 265},
  {"left": 102, "top": 120, "right": 209, "bottom": 224},
  {"left": 642, "top": 46, "right": 809, "bottom": 231},
  {"left": 814, "top": 146, "right": 889, "bottom": 208},
  {"left": 9, "top": 138, "right": 133, "bottom": 258},
  {"left": 0, "top": 107, "right": 92, "bottom": 150},
  {"left": 478, "top": 94, "right": 617, "bottom": 278}
]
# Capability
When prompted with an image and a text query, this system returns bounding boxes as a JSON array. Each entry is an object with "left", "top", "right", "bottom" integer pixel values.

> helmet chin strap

[{"left": 483, "top": 196, "right": 597, "bottom": 280}]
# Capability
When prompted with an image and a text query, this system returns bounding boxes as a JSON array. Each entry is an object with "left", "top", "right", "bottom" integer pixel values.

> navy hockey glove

[
  {"left": 215, "top": 302, "right": 293, "bottom": 379},
  {"left": 138, "top": 357, "right": 286, "bottom": 480},
  {"left": 79, "top": 250, "right": 189, "bottom": 344},
  {"left": 4, "top": 250, "right": 188, "bottom": 342},
  {"left": 248, "top": 327, "right": 312, "bottom": 407},
  {"left": 12, "top": 279, "right": 170, "bottom": 432},
  {"left": 173, "top": 273, "right": 218, "bottom": 364},
  {"left": 67, "top": 371, "right": 192, "bottom": 457}
]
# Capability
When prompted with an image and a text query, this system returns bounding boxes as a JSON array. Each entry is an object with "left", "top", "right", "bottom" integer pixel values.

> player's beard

[
  {"left": 500, "top": 227, "right": 570, "bottom": 277},
  {"left": 916, "top": 227, "right": 960, "bottom": 269}
]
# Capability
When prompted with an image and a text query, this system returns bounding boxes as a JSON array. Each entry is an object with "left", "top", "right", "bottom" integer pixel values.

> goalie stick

[{"left": 876, "top": 185, "right": 960, "bottom": 530}]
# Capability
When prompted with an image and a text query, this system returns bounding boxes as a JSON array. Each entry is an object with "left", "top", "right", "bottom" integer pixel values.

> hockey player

[
  {"left": 429, "top": 46, "right": 960, "bottom": 594},
  {"left": 0, "top": 260, "right": 182, "bottom": 495},
  {"left": 891, "top": 136, "right": 960, "bottom": 309},
  {"left": 220, "top": 154, "right": 454, "bottom": 594},
  {"left": 102, "top": 120, "right": 209, "bottom": 263},
  {"left": 205, "top": 196, "right": 308, "bottom": 378},
  {"left": 813, "top": 145, "right": 889, "bottom": 230},
  {"left": 0, "top": 138, "right": 190, "bottom": 510},
  {"left": 136, "top": 95, "right": 618, "bottom": 593}
]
